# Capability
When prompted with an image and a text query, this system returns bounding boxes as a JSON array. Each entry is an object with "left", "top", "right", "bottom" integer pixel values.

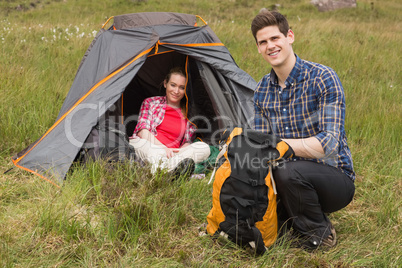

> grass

[{"left": 0, "top": 0, "right": 401, "bottom": 267}]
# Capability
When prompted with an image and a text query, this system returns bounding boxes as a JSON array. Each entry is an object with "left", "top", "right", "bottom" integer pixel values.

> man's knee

[{"left": 273, "top": 161, "right": 294, "bottom": 186}]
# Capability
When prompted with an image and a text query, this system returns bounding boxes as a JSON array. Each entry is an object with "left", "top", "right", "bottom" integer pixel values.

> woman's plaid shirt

[
  {"left": 254, "top": 55, "right": 355, "bottom": 180},
  {"left": 132, "top": 96, "right": 196, "bottom": 146}
]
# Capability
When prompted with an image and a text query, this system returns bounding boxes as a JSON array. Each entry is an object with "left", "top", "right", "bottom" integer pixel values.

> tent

[{"left": 11, "top": 12, "right": 256, "bottom": 187}]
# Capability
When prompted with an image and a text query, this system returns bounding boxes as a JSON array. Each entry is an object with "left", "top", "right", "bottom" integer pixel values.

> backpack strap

[
  {"left": 208, "top": 127, "right": 243, "bottom": 184},
  {"left": 269, "top": 164, "right": 277, "bottom": 195},
  {"left": 208, "top": 144, "right": 227, "bottom": 184}
]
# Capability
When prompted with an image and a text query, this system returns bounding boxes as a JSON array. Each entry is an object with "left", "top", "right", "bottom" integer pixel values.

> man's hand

[{"left": 275, "top": 140, "right": 295, "bottom": 160}]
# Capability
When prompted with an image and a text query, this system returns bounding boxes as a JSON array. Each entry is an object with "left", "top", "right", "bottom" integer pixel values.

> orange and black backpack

[{"left": 206, "top": 127, "right": 293, "bottom": 254}]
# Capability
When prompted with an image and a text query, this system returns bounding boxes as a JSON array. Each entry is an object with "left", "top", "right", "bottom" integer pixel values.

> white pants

[{"left": 129, "top": 138, "right": 210, "bottom": 173}]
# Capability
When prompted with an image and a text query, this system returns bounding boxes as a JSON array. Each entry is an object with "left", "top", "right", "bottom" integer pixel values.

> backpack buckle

[{"left": 249, "top": 179, "right": 258, "bottom": 186}]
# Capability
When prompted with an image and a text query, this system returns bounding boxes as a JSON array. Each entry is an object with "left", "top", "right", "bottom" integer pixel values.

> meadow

[{"left": 0, "top": 0, "right": 400, "bottom": 267}]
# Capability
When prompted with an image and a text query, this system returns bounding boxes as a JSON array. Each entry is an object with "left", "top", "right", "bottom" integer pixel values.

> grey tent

[{"left": 11, "top": 12, "right": 256, "bottom": 187}]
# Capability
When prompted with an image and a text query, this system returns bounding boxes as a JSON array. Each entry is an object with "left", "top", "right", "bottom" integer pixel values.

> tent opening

[{"left": 119, "top": 50, "right": 222, "bottom": 142}]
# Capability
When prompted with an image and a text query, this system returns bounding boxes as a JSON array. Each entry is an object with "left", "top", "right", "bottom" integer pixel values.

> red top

[{"left": 156, "top": 105, "right": 187, "bottom": 148}]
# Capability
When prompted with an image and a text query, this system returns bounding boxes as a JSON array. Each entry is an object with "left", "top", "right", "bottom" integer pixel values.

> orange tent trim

[{"left": 14, "top": 47, "right": 154, "bottom": 165}]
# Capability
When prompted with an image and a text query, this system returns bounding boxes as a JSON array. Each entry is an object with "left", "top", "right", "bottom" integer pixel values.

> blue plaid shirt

[{"left": 254, "top": 55, "right": 355, "bottom": 180}]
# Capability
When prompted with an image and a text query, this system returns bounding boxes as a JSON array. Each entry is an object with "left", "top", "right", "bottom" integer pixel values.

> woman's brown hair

[{"left": 163, "top": 67, "right": 187, "bottom": 115}]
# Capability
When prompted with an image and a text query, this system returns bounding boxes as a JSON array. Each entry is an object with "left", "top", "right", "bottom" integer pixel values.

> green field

[{"left": 0, "top": 0, "right": 401, "bottom": 267}]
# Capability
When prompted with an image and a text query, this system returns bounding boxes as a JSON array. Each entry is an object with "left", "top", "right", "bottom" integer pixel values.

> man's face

[{"left": 256, "top": 25, "right": 294, "bottom": 69}]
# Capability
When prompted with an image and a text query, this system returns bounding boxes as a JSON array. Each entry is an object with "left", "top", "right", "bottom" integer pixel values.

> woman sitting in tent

[{"left": 129, "top": 67, "right": 211, "bottom": 177}]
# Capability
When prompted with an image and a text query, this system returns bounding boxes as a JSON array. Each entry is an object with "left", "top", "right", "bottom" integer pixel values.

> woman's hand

[
  {"left": 164, "top": 147, "right": 179, "bottom": 158},
  {"left": 180, "top": 142, "right": 190, "bottom": 149},
  {"left": 164, "top": 143, "right": 189, "bottom": 158},
  {"left": 138, "top": 129, "right": 187, "bottom": 158}
]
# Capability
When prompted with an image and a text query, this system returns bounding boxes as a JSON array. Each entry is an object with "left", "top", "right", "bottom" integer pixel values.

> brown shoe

[
  {"left": 292, "top": 224, "right": 337, "bottom": 250},
  {"left": 169, "top": 158, "right": 195, "bottom": 180},
  {"left": 320, "top": 224, "right": 337, "bottom": 249}
]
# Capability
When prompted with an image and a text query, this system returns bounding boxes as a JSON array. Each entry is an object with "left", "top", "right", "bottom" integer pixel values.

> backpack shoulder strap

[{"left": 208, "top": 127, "right": 244, "bottom": 184}]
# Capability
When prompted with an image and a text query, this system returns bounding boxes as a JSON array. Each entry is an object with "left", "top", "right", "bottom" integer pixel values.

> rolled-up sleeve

[
  {"left": 182, "top": 122, "right": 196, "bottom": 145},
  {"left": 133, "top": 98, "right": 154, "bottom": 136},
  {"left": 314, "top": 69, "right": 345, "bottom": 157}
]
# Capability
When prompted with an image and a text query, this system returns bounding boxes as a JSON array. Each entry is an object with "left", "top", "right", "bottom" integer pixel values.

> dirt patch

[
  {"left": 311, "top": 0, "right": 357, "bottom": 12},
  {"left": 1, "top": 0, "right": 64, "bottom": 16}
]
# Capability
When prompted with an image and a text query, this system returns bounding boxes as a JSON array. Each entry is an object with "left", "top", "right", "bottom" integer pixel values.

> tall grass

[{"left": 1, "top": 0, "right": 401, "bottom": 267}]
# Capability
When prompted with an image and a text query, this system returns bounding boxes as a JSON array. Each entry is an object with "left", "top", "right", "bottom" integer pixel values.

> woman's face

[{"left": 164, "top": 73, "right": 186, "bottom": 107}]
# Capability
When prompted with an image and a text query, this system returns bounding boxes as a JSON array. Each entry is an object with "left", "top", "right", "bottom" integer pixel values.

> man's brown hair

[{"left": 251, "top": 9, "right": 290, "bottom": 42}]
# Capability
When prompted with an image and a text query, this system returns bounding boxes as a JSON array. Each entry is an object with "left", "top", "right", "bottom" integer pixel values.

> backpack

[
  {"left": 206, "top": 127, "right": 293, "bottom": 254},
  {"left": 78, "top": 119, "right": 136, "bottom": 163}
]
